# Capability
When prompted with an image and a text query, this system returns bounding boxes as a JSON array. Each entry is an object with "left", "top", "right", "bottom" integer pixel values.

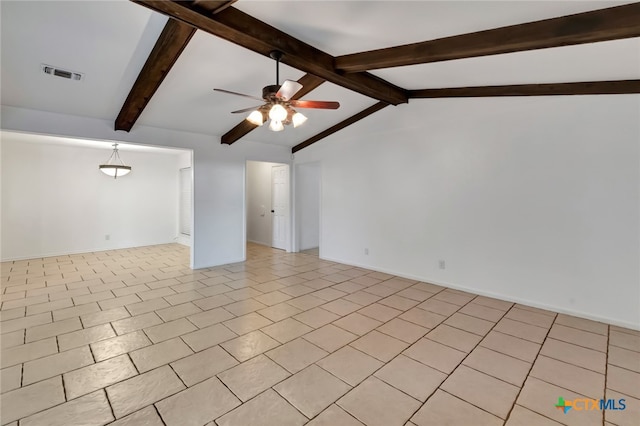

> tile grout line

[{"left": 502, "top": 308, "right": 557, "bottom": 425}]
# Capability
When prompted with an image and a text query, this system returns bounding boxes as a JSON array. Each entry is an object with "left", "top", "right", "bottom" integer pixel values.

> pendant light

[{"left": 99, "top": 143, "right": 131, "bottom": 178}]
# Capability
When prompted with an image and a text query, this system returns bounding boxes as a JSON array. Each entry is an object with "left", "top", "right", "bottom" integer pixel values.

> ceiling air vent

[{"left": 41, "top": 64, "right": 83, "bottom": 81}]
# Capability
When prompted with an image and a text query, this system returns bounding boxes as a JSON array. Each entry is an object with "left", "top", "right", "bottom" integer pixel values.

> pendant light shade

[{"left": 99, "top": 144, "right": 131, "bottom": 179}]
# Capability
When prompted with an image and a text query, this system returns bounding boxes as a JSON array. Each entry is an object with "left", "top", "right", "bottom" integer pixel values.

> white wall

[
  {"left": 1, "top": 105, "right": 292, "bottom": 269},
  {"left": 246, "top": 161, "right": 280, "bottom": 246},
  {"left": 295, "top": 162, "right": 320, "bottom": 251},
  {"left": 1, "top": 136, "right": 183, "bottom": 260},
  {"left": 176, "top": 151, "right": 193, "bottom": 247},
  {"left": 295, "top": 95, "right": 640, "bottom": 329}
]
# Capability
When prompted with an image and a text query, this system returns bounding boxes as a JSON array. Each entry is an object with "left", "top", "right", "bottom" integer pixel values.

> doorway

[{"left": 246, "top": 161, "right": 290, "bottom": 250}]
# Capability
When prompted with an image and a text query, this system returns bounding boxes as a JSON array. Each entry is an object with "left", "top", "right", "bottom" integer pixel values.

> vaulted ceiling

[{"left": 2, "top": 1, "right": 639, "bottom": 152}]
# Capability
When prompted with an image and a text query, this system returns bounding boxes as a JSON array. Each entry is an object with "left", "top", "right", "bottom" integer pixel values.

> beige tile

[
  {"left": 317, "top": 346, "right": 383, "bottom": 386},
  {"left": 517, "top": 377, "right": 602, "bottom": 426},
  {"left": 333, "top": 281, "right": 367, "bottom": 294},
  {"left": 63, "top": 354, "right": 137, "bottom": 399},
  {"left": 26, "top": 298, "right": 74, "bottom": 316},
  {"left": 20, "top": 389, "right": 114, "bottom": 426},
  {"left": 426, "top": 324, "right": 482, "bottom": 352},
  {"left": 480, "top": 330, "right": 541, "bottom": 363},
  {"left": 494, "top": 318, "right": 548, "bottom": 344},
  {"left": 57, "top": 323, "right": 116, "bottom": 351},
  {"left": 470, "top": 296, "right": 512, "bottom": 312},
  {"left": 0, "top": 307, "right": 28, "bottom": 323},
  {"left": 1, "top": 294, "right": 49, "bottom": 310},
  {"left": 411, "top": 390, "right": 503, "bottom": 426},
  {"left": 343, "top": 290, "right": 382, "bottom": 306},
  {"left": 531, "top": 355, "right": 604, "bottom": 399},
  {"left": 357, "top": 303, "right": 402, "bottom": 322},
  {"left": 442, "top": 365, "right": 519, "bottom": 419},
  {"left": 608, "top": 345, "right": 640, "bottom": 373},
  {"left": 540, "top": 338, "right": 606, "bottom": 373},
  {"left": 376, "top": 318, "right": 428, "bottom": 344},
  {"left": 610, "top": 325, "right": 640, "bottom": 336},
  {"left": 322, "top": 299, "right": 362, "bottom": 316},
  {"left": 254, "top": 290, "right": 292, "bottom": 306},
  {"left": 303, "top": 324, "right": 358, "bottom": 352},
  {"left": 312, "top": 287, "right": 347, "bottom": 302},
  {"left": 464, "top": 346, "right": 530, "bottom": 386},
  {"left": 280, "top": 284, "right": 315, "bottom": 297},
  {"left": 403, "top": 338, "right": 466, "bottom": 374},
  {"left": 444, "top": 312, "right": 494, "bottom": 336},
  {"left": 223, "top": 312, "right": 272, "bottom": 335},
  {"left": 91, "top": 330, "right": 152, "bottom": 361},
  {"left": 125, "top": 297, "right": 170, "bottom": 316},
  {"left": 181, "top": 323, "right": 237, "bottom": 352},
  {"left": 294, "top": 307, "right": 339, "bottom": 328},
  {"left": 1, "top": 330, "right": 24, "bottom": 349},
  {"left": 432, "top": 290, "right": 475, "bottom": 306},
  {"left": 171, "top": 345, "right": 238, "bottom": 386},
  {"left": 375, "top": 354, "right": 446, "bottom": 401},
  {"left": 106, "top": 365, "right": 185, "bottom": 419},
  {"left": 219, "top": 298, "right": 263, "bottom": 316},
  {"left": 137, "top": 287, "right": 176, "bottom": 301},
  {"left": 605, "top": 389, "right": 640, "bottom": 426},
  {"left": 350, "top": 330, "right": 408, "bottom": 362},
  {"left": 156, "top": 377, "right": 241, "bottom": 426},
  {"left": 218, "top": 354, "right": 290, "bottom": 401},
  {"left": 363, "top": 284, "right": 396, "bottom": 298},
  {"left": 555, "top": 313, "right": 608, "bottom": 335},
  {"left": 221, "top": 330, "right": 280, "bottom": 362},
  {"left": 0, "top": 376, "right": 65, "bottom": 424},
  {"left": 307, "top": 404, "right": 364, "bottom": 426},
  {"left": 505, "top": 405, "right": 564, "bottom": 426},
  {"left": 505, "top": 307, "right": 555, "bottom": 329},
  {"left": 143, "top": 318, "right": 197, "bottom": 343},
  {"left": 262, "top": 317, "right": 312, "bottom": 343},
  {"left": 395, "top": 287, "right": 433, "bottom": 302},
  {"left": 112, "top": 312, "right": 163, "bottom": 335},
  {"left": 399, "top": 308, "right": 446, "bottom": 329},
  {"left": 266, "top": 337, "right": 328, "bottom": 373},
  {"left": 338, "top": 376, "right": 420, "bottom": 426},
  {"left": 155, "top": 302, "right": 201, "bottom": 322},
  {"left": 98, "top": 294, "right": 142, "bottom": 310},
  {"left": 548, "top": 323, "right": 607, "bottom": 352},
  {"left": 108, "top": 406, "right": 164, "bottom": 426},
  {"left": 187, "top": 307, "right": 234, "bottom": 328},
  {"left": 258, "top": 302, "right": 302, "bottom": 322},
  {"left": 73, "top": 290, "right": 115, "bottom": 305},
  {"left": 334, "top": 312, "right": 382, "bottom": 336},
  {"left": 1, "top": 337, "right": 57, "bottom": 368},
  {"left": 610, "top": 330, "right": 640, "bottom": 352},
  {"left": 275, "top": 364, "right": 351, "bottom": 418},
  {"left": 378, "top": 294, "right": 419, "bottom": 311},
  {"left": 286, "top": 294, "right": 325, "bottom": 311},
  {"left": 216, "top": 389, "right": 307, "bottom": 426},
  {"left": 459, "top": 303, "right": 505, "bottom": 322},
  {"left": 81, "top": 306, "right": 130, "bottom": 328},
  {"left": 25, "top": 317, "right": 82, "bottom": 342},
  {"left": 417, "top": 298, "right": 459, "bottom": 316},
  {"left": 1, "top": 364, "right": 22, "bottom": 393},
  {"left": 112, "top": 284, "right": 150, "bottom": 297},
  {"left": 22, "top": 345, "right": 94, "bottom": 385},
  {"left": 607, "top": 365, "right": 640, "bottom": 399},
  {"left": 129, "top": 337, "right": 193, "bottom": 373}
]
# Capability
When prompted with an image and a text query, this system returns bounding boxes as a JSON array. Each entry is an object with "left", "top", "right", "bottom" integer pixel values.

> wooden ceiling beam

[
  {"left": 409, "top": 80, "right": 640, "bottom": 98},
  {"left": 130, "top": 0, "right": 408, "bottom": 105},
  {"left": 115, "top": 18, "right": 196, "bottom": 131},
  {"left": 116, "top": 1, "right": 236, "bottom": 132},
  {"left": 292, "top": 102, "right": 389, "bottom": 153},
  {"left": 221, "top": 73, "right": 325, "bottom": 145},
  {"left": 335, "top": 3, "right": 640, "bottom": 72}
]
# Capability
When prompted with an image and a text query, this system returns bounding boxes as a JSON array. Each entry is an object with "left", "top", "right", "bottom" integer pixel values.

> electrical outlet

[
  {"left": 105, "top": 234, "right": 110, "bottom": 241},
  {"left": 364, "top": 248, "right": 369, "bottom": 255},
  {"left": 439, "top": 260, "right": 446, "bottom": 269}
]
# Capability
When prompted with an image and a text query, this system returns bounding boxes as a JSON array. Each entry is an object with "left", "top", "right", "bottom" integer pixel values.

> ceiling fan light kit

[{"left": 214, "top": 50, "right": 339, "bottom": 132}]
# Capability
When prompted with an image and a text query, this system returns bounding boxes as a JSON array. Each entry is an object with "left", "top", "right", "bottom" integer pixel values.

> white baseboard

[{"left": 320, "top": 255, "right": 640, "bottom": 331}]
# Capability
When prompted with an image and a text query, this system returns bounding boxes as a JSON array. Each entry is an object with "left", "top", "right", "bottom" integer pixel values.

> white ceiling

[{"left": 1, "top": 0, "right": 638, "bottom": 148}]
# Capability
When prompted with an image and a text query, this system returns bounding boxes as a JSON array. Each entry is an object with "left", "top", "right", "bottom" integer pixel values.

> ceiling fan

[{"left": 214, "top": 51, "right": 340, "bottom": 132}]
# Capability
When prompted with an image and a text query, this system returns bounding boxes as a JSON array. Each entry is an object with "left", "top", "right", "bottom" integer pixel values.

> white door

[{"left": 271, "top": 165, "right": 289, "bottom": 250}]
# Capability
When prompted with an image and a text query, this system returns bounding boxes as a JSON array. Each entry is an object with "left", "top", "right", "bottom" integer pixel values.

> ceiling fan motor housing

[{"left": 262, "top": 84, "right": 281, "bottom": 101}]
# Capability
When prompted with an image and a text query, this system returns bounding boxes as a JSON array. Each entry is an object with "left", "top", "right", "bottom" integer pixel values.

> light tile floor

[{"left": 1, "top": 243, "right": 639, "bottom": 426}]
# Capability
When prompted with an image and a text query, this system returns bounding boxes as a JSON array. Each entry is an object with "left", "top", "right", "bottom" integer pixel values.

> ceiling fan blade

[
  {"left": 214, "top": 88, "right": 263, "bottom": 102},
  {"left": 231, "top": 105, "right": 264, "bottom": 114},
  {"left": 289, "top": 100, "right": 340, "bottom": 109},
  {"left": 276, "top": 80, "right": 303, "bottom": 101}
]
